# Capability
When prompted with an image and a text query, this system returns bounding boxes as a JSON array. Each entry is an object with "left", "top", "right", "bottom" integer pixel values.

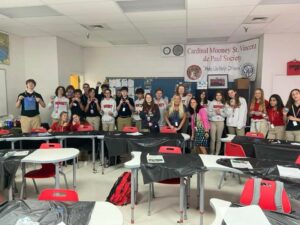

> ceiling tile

[
  {"left": 48, "top": 1, "right": 122, "bottom": 15},
  {"left": 0, "top": 0, "right": 43, "bottom": 8},
  {"left": 187, "top": 0, "right": 261, "bottom": 9},
  {"left": 126, "top": 10, "right": 186, "bottom": 22}
]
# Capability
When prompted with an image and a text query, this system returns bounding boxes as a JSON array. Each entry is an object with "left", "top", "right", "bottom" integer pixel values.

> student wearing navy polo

[
  {"left": 16, "top": 79, "right": 46, "bottom": 133},
  {"left": 116, "top": 86, "right": 134, "bottom": 131}
]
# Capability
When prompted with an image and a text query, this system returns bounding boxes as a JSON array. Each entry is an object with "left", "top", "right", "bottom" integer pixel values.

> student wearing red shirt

[
  {"left": 69, "top": 113, "right": 90, "bottom": 131},
  {"left": 266, "top": 94, "right": 285, "bottom": 140},
  {"left": 48, "top": 111, "right": 70, "bottom": 132},
  {"left": 249, "top": 88, "right": 269, "bottom": 137}
]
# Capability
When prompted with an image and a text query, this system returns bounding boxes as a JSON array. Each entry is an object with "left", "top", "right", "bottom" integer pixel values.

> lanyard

[{"left": 292, "top": 105, "right": 300, "bottom": 117}]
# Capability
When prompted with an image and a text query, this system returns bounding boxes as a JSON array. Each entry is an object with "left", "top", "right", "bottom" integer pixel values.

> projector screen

[{"left": 0, "top": 69, "right": 8, "bottom": 116}]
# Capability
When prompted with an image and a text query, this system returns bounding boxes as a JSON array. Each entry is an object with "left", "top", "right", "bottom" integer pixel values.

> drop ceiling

[{"left": 0, "top": 0, "right": 299, "bottom": 47}]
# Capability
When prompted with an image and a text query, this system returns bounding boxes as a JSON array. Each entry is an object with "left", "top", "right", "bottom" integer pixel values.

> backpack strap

[
  {"left": 274, "top": 181, "right": 284, "bottom": 213},
  {"left": 251, "top": 178, "right": 261, "bottom": 205}
]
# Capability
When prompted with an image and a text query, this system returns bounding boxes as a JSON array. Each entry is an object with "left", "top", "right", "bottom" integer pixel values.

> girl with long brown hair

[
  {"left": 249, "top": 88, "right": 269, "bottom": 136},
  {"left": 139, "top": 93, "right": 160, "bottom": 133}
]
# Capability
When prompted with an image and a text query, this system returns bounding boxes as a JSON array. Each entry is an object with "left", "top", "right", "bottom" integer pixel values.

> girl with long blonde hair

[
  {"left": 249, "top": 88, "right": 269, "bottom": 136},
  {"left": 164, "top": 94, "right": 187, "bottom": 133}
]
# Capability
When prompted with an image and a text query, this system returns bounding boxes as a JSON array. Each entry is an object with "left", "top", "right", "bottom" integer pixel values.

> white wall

[
  {"left": 83, "top": 46, "right": 185, "bottom": 85},
  {"left": 57, "top": 37, "right": 83, "bottom": 87},
  {"left": 0, "top": 34, "right": 25, "bottom": 117},
  {"left": 24, "top": 36, "right": 59, "bottom": 123},
  {"left": 261, "top": 33, "right": 300, "bottom": 99}
]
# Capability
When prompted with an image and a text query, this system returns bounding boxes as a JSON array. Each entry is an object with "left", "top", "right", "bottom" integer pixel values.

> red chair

[
  {"left": 122, "top": 126, "right": 138, "bottom": 133},
  {"left": 295, "top": 155, "right": 300, "bottom": 165},
  {"left": 0, "top": 129, "right": 10, "bottom": 135},
  {"left": 77, "top": 124, "right": 94, "bottom": 131},
  {"left": 148, "top": 146, "right": 187, "bottom": 219},
  {"left": 31, "top": 127, "right": 47, "bottom": 133},
  {"left": 24, "top": 143, "right": 68, "bottom": 194},
  {"left": 38, "top": 189, "right": 79, "bottom": 202},
  {"left": 160, "top": 126, "right": 177, "bottom": 134},
  {"left": 224, "top": 142, "right": 246, "bottom": 157},
  {"left": 240, "top": 178, "right": 291, "bottom": 213},
  {"left": 218, "top": 143, "right": 246, "bottom": 189},
  {"left": 245, "top": 132, "right": 264, "bottom": 139}
]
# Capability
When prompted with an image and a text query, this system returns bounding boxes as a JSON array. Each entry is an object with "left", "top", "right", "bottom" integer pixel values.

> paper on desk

[
  {"left": 291, "top": 142, "right": 300, "bottom": 146},
  {"left": 230, "top": 159, "right": 253, "bottom": 169},
  {"left": 13, "top": 151, "right": 29, "bottom": 156},
  {"left": 37, "top": 132, "right": 51, "bottom": 136},
  {"left": 15, "top": 217, "right": 40, "bottom": 225},
  {"left": 277, "top": 165, "right": 300, "bottom": 179},
  {"left": 147, "top": 154, "right": 165, "bottom": 163},
  {"left": 224, "top": 205, "right": 271, "bottom": 225},
  {"left": 126, "top": 132, "right": 143, "bottom": 136}
]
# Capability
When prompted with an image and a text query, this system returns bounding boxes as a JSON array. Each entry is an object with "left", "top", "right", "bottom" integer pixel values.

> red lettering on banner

[{"left": 103, "top": 104, "right": 112, "bottom": 108}]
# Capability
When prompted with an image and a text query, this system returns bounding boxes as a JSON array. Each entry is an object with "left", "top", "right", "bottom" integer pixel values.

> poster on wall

[
  {"left": 185, "top": 39, "right": 259, "bottom": 85},
  {"left": 0, "top": 32, "right": 9, "bottom": 65}
]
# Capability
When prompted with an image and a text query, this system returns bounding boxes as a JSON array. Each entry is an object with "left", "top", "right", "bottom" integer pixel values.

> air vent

[
  {"left": 81, "top": 24, "right": 111, "bottom": 31},
  {"left": 244, "top": 15, "right": 276, "bottom": 24}
]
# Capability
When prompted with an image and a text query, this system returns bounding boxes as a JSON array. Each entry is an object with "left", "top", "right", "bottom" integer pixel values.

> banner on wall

[{"left": 184, "top": 39, "right": 259, "bottom": 87}]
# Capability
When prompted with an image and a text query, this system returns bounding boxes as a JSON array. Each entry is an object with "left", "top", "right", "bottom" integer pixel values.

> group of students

[{"left": 16, "top": 79, "right": 300, "bottom": 155}]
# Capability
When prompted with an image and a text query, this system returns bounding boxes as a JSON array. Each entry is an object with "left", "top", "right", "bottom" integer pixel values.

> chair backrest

[
  {"left": 160, "top": 126, "right": 177, "bottom": 134},
  {"left": 159, "top": 146, "right": 182, "bottom": 154},
  {"left": 295, "top": 155, "right": 300, "bottom": 165},
  {"left": 240, "top": 178, "right": 291, "bottom": 214},
  {"left": 122, "top": 126, "right": 138, "bottom": 133},
  {"left": 225, "top": 142, "right": 246, "bottom": 157},
  {"left": 31, "top": 127, "right": 47, "bottom": 133},
  {"left": 40, "top": 143, "right": 62, "bottom": 149},
  {"left": 0, "top": 129, "right": 10, "bottom": 135},
  {"left": 77, "top": 124, "right": 94, "bottom": 131},
  {"left": 245, "top": 132, "right": 264, "bottom": 139},
  {"left": 38, "top": 189, "right": 79, "bottom": 202}
]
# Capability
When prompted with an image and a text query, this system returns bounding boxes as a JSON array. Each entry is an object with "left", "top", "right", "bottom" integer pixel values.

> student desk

[
  {"left": 124, "top": 152, "right": 242, "bottom": 225},
  {"left": 20, "top": 148, "right": 79, "bottom": 199},
  {"left": 0, "top": 200, "right": 123, "bottom": 225}
]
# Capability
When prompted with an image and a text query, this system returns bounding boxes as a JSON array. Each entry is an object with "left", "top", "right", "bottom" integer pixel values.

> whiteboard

[
  {"left": 272, "top": 75, "right": 300, "bottom": 104},
  {"left": 0, "top": 69, "right": 7, "bottom": 116}
]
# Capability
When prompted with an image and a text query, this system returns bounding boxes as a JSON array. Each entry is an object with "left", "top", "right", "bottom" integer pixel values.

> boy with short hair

[
  {"left": 16, "top": 79, "right": 46, "bottom": 133},
  {"left": 132, "top": 88, "right": 144, "bottom": 131},
  {"left": 116, "top": 86, "right": 134, "bottom": 131}
]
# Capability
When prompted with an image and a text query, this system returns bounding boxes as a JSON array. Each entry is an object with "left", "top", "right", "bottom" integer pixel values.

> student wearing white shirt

[
  {"left": 225, "top": 89, "right": 248, "bottom": 136},
  {"left": 132, "top": 88, "right": 144, "bottom": 131},
  {"left": 208, "top": 91, "right": 226, "bottom": 155},
  {"left": 48, "top": 86, "right": 70, "bottom": 122},
  {"left": 101, "top": 89, "right": 117, "bottom": 131},
  {"left": 154, "top": 88, "right": 168, "bottom": 127}
]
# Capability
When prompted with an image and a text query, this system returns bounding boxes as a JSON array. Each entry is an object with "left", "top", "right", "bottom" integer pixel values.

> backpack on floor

[{"left": 106, "top": 172, "right": 131, "bottom": 206}]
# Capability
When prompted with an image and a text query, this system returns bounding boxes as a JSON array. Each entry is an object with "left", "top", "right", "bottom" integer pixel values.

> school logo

[
  {"left": 187, "top": 65, "right": 202, "bottom": 80},
  {"left": 240, "top": 63, "right": 256, "bottom": 81}
]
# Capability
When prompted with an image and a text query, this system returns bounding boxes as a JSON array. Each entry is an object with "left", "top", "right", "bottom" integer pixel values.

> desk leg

[
  {"left": 73, "top": 158, "right": 76, "bottom": 189},
  {"left": 131, "top": 168, "right": 136, "bottom": 224},
  {"left": 20, "top": 163, "right": 26, "bottom": 199},
  {"left": 101, "top": 139, "right": 104, "bottom": 175},
  {"left": 199, "top": 172, "right": 205, "bottom": 225},
  {"left": 92, "top": 138, "right": 96, "bottom": 173},
  {"left": 135, "top": 169, "right": 138, "bottom": 202},
  {"left": 11, "top": 141, "right": 15, "bottom": 150},
  {"left": 55, "top": 163, "right": 60, "bottom": 189},
  {"left": 197, "top": 173, "right": 200, "bottom": 209},
  {"left": 8, "top": 184, "right": 13, "bottom": 201},
  {"left": 179, "top": 177, "right": 184, "bottom": 223}
]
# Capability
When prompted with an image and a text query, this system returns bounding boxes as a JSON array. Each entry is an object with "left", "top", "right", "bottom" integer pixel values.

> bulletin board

[
  {"left": 0, "top": 69, "right": 8, "bottom": 116},
  {"left": 106, "top": 77, "right": 197, "bottom": 100}
]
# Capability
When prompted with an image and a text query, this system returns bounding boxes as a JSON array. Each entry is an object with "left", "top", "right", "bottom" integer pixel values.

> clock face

[
  {"left": 173, "top": 45, "right": 184, "bottom": 56},
  {"left": 163, "top": 46, "right": 171, "bottom": 55}
]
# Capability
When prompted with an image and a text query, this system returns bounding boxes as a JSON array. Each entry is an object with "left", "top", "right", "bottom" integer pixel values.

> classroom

[{"left": 0, "top": 0, "right": 300, "bottom": 225}]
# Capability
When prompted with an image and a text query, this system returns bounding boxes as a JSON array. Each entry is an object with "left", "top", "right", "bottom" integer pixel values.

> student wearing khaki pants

[
  {"left": 208, "top": 91, "right": 226, "bottom": 155},
  {"left": 266, "top": 94, "right": 285, "bottom": 140},
  {"left": 16, "top": 79, "right": 46, "bottom": 133},
  {"left": 116, "top": 86, "right": 135, "bottom": 131},
  {"left": 84, "top": 88, "right": 101, "bottom": 130},
  {"left": 284, "top": 89, "right": 300, "bottom": 142}
]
